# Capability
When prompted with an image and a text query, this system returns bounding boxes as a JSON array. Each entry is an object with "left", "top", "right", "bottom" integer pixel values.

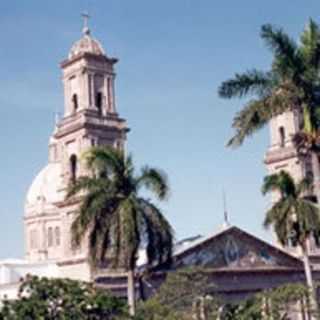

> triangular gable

[{"left": 172, "top": 226, "right": 303, "bottom": 270}]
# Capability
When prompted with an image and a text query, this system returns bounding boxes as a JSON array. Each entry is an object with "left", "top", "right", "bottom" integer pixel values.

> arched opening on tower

[
  {"left": 72, "top": 94, "right": 78, "bottom": 113},
  {"left": 55, "top": 226, "right": 61, "bottom": 246},
  {"left": 107, "top": 78, "right": 112, "bottom": 112},
  {"left": 48, "top": 227, "right": 53, "bottom": 247},
  {"left": 70, "top": 154, "right": 78, "bottom": 184},
  {"left": 95, "top": 92, "right": 103, "bottom": 115},
  {"left": 279, "top": 126, "right": 286, "bottom": 148}
]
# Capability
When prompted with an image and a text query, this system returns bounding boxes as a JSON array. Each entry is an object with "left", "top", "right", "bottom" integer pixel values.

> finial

[
  {"left": 223, "top": 189, "right": 230, "bottom": 228},
  {"left": 81, "top": 12, "right": 91, "bottom": 36},
  {"left": 55, "top": 111, "right": 59, "bottom": 125},
  {"left": 54, "top": 111, "right": 61, "bottom": 132}
]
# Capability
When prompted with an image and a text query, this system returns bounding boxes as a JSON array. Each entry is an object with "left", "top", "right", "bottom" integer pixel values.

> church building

[
  {"left": 24, "top": 14, "right": 128, "bottom": 279},
  {"left": 0, "top": 16, "right": 129, "bottom": 298},
  {"left": 1, "top": 17, "right": 320, "bottom": 319}
]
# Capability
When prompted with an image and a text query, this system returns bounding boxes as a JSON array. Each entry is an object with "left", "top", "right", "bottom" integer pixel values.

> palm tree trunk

[
  {"left": 311, "top": 152, "right": 320, "bottom": 203},
  {"left": 127, "top": 268, "right": 136, "bottom": 316},
  {"left": 300, "top": 243, "right": 318, "bottom": 318}
]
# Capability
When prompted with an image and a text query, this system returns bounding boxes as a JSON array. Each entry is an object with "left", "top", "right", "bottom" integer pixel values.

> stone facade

[
  {"left": 264, "top": 110, "right": 306, "bottom": 203},
  {"left": 1, "top": 18, "right": 319, "bottom": 320},
  {"left": 23, "top": 21, "right": 128, "bottom": 280},
  {"left": 264, "top": 110, "right": 320, "bottom": 259}
]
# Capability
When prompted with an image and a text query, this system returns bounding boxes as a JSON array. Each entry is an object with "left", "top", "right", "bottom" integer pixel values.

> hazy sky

[{"left": 0, "top": 0, "right": 319, "bottom": 259}]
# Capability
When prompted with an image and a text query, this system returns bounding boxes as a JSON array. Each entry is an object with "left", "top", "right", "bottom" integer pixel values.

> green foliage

[
  {"left": 261, "top": 170, "right": 320, "bottom": 246},
  {"left": 219, "top": 19, "right": 320, "bottom": 147},
  {"left": 66, "top": 146, "right": 173, "bottom": 271},
  {"left": 0, "top": 275, "right": 128, "bottom": 320},
  {"left": 136, "top": 268, "right": 220, "bottom": 320},
  {"left": 221, "top": 283, "right": 313, "bottom": 320},
  {"left": 136, "top": 268, "right": 314, "bottom": 319}
]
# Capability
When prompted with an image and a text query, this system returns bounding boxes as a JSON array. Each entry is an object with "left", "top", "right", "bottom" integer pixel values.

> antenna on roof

[{"left": 223, "top": 189, "right": 230, "bottom": 228}]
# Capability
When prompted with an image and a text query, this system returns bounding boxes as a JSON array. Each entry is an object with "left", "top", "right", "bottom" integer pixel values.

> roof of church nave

[{"left": 68, "top": 14, "right": 106, "bottom": 60}]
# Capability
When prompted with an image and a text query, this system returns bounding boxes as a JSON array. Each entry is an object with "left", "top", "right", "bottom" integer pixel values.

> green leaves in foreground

[{"left": 0, "top": 275, "right": 128, "bottom": 320}]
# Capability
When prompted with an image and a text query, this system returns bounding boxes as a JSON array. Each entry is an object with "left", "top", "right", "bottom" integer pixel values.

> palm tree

[
  {"left": 66, "top": 146, "right": 174, "bottom": 316},
  {"left": 218, "top": 20, "right": 320, "bottom": 200},
  {"left": 262, "top": 170, "right": 320, "bottom": 310}
]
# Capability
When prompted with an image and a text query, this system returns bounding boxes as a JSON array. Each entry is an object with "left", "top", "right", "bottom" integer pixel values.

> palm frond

[
  {"left": 137, "top": 166, "right": 169, "bottom": 200},
  {"left": 71, "top": 190, "right": 115, "bottom": 247},
  {"left": 138, "top": 198, "right": 174, "bottom": 266},
  {"left": 261, "top": 171, "right": 296, "bottom": 198},
  {"left": 261, "top": 24, "right": 302, "bottom": 80},
  {"left": 296, "top": 177, "right": 314, "bottom": 196},
  {"left": 84, "top": 146, "right": 125, "bottom": 176},
  {"left": 262, "top": 174, "right": 281, "bottom": 195},
  {"left": 218, "top": 70, "right": 273, "bottom": 99},
  {"left": 66, "top": 176, "right": 110, "bottom": 199},
  {"left": 263, "top": 199, "right": 293, "bottom": 245},
  {"left": 227, "top": 99, "right": 269, "bottom": 147},
  {"left": 118, "top": 197, "right": 140, "bottom": 269},
  {"left": 300, "top": 19, "right": 320, "bottom": 70},
  {"left": 295, "top": 199, "right": 320, "bottom": 241}
]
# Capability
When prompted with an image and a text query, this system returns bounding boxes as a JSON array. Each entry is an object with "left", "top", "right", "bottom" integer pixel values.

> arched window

[
  {"left": 107, "top": 78, "right": 112, "bottom": 111},
  {"left": 279, "top": 126, "right": 285, "bottom": 147},
  {"left": 70, "top": 154, "right": 77, "bottom": 183},
  {"left": 72, "top": 94, "right": 78, "bottom": 113},
  {"left": 30, "top": 230, "right": 38, "bottom": 249},
  {"left": 48, "top": 227, "right": 53, "bottom": 247},
  {"left": 95, "top": 92, "right": 103, "bottom": 115},
  {"left": 55, "top": 227, "right": 61, "bottom": 246}
]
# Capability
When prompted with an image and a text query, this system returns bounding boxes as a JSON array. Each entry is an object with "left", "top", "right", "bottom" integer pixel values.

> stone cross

[{"left": 82, "top": 12, "right": 91, "bottom": 35}]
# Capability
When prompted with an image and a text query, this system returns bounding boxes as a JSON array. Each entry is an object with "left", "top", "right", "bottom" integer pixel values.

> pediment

[{"left": 172, "top": 226, "right": 303, "bottom": 270}]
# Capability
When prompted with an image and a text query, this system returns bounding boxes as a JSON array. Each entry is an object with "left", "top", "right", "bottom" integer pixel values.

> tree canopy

[{"left": 0, "top": 276, "right": 128, "bottom": 320}]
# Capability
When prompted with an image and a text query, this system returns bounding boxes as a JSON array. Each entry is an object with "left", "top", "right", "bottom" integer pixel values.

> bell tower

[
  {"left": 264, "top": 111, "right": 320, "bottom": 257},
  {"left": 51, "top": 14, "right": 128, "bottom": 184},
  {"left": 264, "top": 110, "right": 308, "bottom": 203},
  {"left": 24, "top": 15, "right": 128, "bottom": 272},
  {"left": 61, "top": 14, "right": 117, "bottom": 117}
]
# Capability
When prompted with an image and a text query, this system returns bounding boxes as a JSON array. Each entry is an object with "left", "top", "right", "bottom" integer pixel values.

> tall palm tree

[
  {"left": 219, "top": 20, "right": 320, "bottom": 199},
  {"left": 66, "top": 146, "right": 174, "bottom": 316},
  {"left": 262, "top": 170, "right": 320, "bottom": 309}
]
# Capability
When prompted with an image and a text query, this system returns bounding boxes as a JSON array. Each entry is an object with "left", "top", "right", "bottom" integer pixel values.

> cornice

[{"left": 60, "top": 53, "right": 118, "bottom": 69}]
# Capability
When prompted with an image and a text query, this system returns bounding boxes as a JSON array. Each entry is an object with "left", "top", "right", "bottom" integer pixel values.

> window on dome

[
  {"left": 72, "top": 94, "right": 78, "bottom": 113},
  {"left": 48, "top": 227, "right": 53, "bottom": 247},
  {"left": 55, "top": 227, "right": 61, "bottom": 246},
  {"left": 70, "top": 154, "right": 77, "bottom": 184},
  {"left": 95, "top": 92, "right": 103, "bottom": 115}
]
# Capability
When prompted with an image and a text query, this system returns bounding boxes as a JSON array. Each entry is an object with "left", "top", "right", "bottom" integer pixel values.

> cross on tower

[{"left": 81, "top": 12, "right": 91, "bottom": 35}]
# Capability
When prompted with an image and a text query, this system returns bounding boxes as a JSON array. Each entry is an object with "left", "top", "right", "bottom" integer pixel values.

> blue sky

[{"left": 0, "top": 0, "right": 319, "bottom": 259}]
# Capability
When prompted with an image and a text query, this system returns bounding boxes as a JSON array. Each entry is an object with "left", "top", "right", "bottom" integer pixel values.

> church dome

[
  {"left": 25, "top": 163, "right": 64, "bottom": 213},
  {"left": 69, "top": 33, "right": 105, "bottom": 59}
]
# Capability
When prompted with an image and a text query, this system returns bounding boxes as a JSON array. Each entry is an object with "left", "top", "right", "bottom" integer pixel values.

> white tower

[
  {"left": 264, "top": 110, "right": 310, "bottom": 201},
  {"left": 24, "top": 16, "right": 128, "bottom": 280},
  {"left": 265, "top": 110, "right": 320, "bottom": 257}
]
